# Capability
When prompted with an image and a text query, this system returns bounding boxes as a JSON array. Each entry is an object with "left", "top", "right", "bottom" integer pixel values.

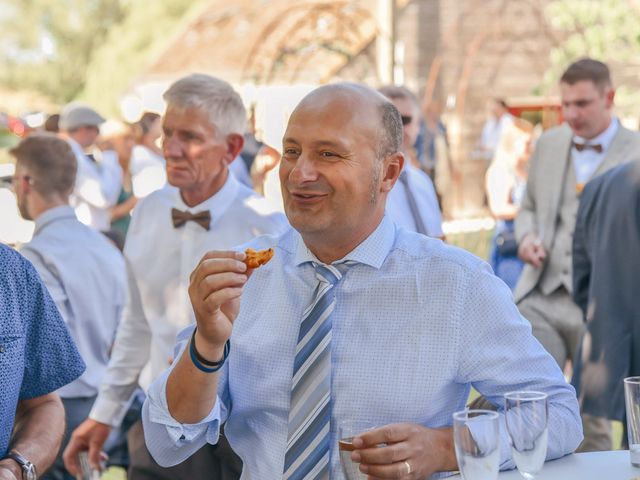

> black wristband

[{"left": 190, "top": 327, "right": 230, "bottom": 368}]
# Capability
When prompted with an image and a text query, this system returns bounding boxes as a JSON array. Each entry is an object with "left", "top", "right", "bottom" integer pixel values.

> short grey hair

[
  {"left": 377, "top": 101, "right": 403, "bottom": 159},
  {"left": 163, "top": 73, "right": 247, "bottom": 137}
]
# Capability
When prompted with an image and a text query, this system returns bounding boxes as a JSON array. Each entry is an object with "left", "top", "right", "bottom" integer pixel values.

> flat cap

[{"left": 59, "top": 102, "right": 105, "bottom": 131}]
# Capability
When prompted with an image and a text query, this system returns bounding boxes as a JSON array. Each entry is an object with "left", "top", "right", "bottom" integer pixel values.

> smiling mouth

[{"left": 290, "top": 192, "right": 328, "bottom": 203}]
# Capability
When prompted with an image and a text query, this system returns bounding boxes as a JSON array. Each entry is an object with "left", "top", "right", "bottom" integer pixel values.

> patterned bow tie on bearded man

[{"left": 171, "top": 208, "right": 211, "bottom": 231}]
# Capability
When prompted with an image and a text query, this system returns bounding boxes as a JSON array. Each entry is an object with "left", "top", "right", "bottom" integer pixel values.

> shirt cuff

[
  {"left": 144, "top": 366, "right": 222, "bottom": 447},
  {"left": 89, "top": 395, "right": 131, "bottom": 427}
]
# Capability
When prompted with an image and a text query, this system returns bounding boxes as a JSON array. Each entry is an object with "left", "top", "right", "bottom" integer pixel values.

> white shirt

[
  {"left": 229, "top": 155, "right": 253, "bottom": 189},
  {"left": 129, "top": 145, "right": 167, "bottom": 198},
  {"left": 386, "top": 163, "right": 443, "bottom": 237},
  {"left": 67, "top": 138, "right": 122, "bottom": 231},
  {"left": 20, "top": 206, "right": 126, "bottom": 398},
  {"left": 481, "top": 113, "right": 514, "bottom": 157},
  {"left": 142, "top": 216, "right": 582, "bottom": 478},
  {"left": 572, "top": 117, "right": 619, "bottom": 185},
  {"left": 90, "top": 173, "right": 289, "bottom": 426}
]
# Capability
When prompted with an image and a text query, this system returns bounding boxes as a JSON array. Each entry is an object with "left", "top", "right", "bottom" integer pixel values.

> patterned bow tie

[
  {"left": 171, "top": 208, "right": 211, "bottom": 231},
  {"left": 573, "top": 142, "right": 603, "bottom": 153}
]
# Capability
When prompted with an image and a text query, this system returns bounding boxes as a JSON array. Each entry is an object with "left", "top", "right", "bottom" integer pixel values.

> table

[{"left": 498, "top": 450, "right": 640, "bottom": 479}]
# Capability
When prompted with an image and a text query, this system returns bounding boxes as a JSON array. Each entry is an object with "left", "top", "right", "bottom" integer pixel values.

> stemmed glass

[
  {"left": 504, "top": 391, "right": 548, "bottom": 479},
  {"left": 453, "top": 409, "right": 500, "bottom": 480},
  {"left": 338, "top": 420, "right": 377, "bottom": 480}
]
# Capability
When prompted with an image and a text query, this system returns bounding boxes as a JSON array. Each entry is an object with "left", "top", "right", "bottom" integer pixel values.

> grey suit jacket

[
  {"left": 571, "top": 160, "right": 640, "bottom": 420},
  {"left": 514, "top": 122, "right": 640, "bottom": 302}
]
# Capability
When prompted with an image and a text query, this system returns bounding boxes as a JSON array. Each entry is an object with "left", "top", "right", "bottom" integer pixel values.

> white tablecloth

[{"left": 498, "top": 450, "right": 639, "bottom": 479}]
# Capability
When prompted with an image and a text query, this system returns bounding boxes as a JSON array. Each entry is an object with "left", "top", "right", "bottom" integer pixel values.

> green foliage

[
  {"left": 80, "top": 0, "right": 206, "bottom": 116},
  {"left": 0, "top": 0, "right": 125, "bottom": 103},
  {"left": 0, "top": 0, "right": 204, "bottom": 113},
  {"left": 544, "top": 0, "right": 640, "bottom": 117}
]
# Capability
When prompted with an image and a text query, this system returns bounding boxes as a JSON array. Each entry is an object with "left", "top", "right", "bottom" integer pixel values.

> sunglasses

[{"left": 401, "top": 115, "right": 412, "bottom": 126}]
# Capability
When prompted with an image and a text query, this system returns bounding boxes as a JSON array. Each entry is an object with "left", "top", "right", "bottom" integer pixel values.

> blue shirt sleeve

[{"left": 18, "top": 251, "right": 86, "bottom": 399}]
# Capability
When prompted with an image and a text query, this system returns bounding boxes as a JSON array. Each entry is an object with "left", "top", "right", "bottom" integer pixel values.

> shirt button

[
  {"left": 179, "top": 434, "right": 186, "bottom": 441},
  {"left": 563, "top": 269, "right": 569, "bottom": 275},
  {"left": 0, "top": 345, "right": 4, "bottom": 353}
]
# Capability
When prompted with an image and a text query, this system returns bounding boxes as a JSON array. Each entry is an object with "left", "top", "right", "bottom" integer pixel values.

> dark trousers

[{"left": 127, "top": 419, "right": 242, "bottom": 480}]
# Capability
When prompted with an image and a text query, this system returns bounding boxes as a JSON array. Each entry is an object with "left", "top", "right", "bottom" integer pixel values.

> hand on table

[{"left": 351, "top": 422, "right": 455, "bottom": 479}]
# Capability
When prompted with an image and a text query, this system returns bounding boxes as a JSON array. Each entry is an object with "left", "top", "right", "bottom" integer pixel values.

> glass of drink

[
  {"left": 338, "top": 420, "right": 377, "bottom": 480},
  {"left": 76, "top": 451, "right": 102, "bottom": 480},
  {"left": 504, "top": 391, "right": 548, "bottom": 479},
  {"left": 453, "top": 409, "right": 500, "bottom": 480},
  {"left": 624, "top": 377, "right": 640, "bottom": 466}
]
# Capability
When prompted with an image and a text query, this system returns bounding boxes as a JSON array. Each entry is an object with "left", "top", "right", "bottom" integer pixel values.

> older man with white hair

[{"left": 64, "top": 74, "right": 288, "bottom": 480}]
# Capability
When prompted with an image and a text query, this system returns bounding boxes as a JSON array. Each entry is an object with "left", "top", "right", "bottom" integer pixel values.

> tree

[
  {"left": 0, "top": 0, "right": 125, "bottom": 103},
  {"left": 0, "top": 0, "right": 203, "bottom": 114},
  {"left": 80, "top": 0, "right": 206, "bottom": 116},
  {"left": 544, "top": 0, "right": 640, "bottom": 117}
]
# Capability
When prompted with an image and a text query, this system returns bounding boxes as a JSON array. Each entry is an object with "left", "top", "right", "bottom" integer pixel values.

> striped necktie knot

[{"left": 312, "top": 261, "right": 354, "bottom": 286}]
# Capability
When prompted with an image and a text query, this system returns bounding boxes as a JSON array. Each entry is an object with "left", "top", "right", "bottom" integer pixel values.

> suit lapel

[{"left": 594, "top": 126, "right": 631, "bottom": 177}]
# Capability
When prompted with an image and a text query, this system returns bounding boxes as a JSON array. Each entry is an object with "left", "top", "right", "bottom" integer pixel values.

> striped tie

[{"left": 283, "top": 262, "right": 352, "bottom": 480}]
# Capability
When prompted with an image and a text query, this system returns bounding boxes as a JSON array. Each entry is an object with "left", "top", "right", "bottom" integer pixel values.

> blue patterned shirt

[
  {"left": 143, "top": 216, "right": 582, "bottom": 479},
  {"left": 0, "top": 244, "right": 85, "bottom": 457}
]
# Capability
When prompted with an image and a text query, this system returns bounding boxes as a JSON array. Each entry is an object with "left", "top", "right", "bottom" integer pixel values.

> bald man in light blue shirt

[{"left": 143, "top": 83, "right": 581, "bottom": 479}]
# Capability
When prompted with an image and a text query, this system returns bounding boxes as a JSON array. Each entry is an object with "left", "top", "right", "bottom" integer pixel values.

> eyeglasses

[
  {"left": 401, "top": 115, "right": 412, "bottom": 126},
  {"left": 12, "top": 174, "right": 32, "bottom": 186}
]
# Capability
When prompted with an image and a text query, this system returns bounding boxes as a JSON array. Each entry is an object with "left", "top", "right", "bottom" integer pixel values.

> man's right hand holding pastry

[
  {"left": 188, "top": 250, "right": 249, "bottom": 360},
  {"left": 167, "top": 250, "right": 248, "bottom": 424}
]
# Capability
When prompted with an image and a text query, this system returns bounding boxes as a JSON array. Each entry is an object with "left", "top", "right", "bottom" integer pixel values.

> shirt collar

[
  {"left": 574, "top": 117, "right": 619, "bottom": 151},
  {"left": 34, "top": 205, "right": 76, "bottom": 235},
  {"left": 172, "top": 171, "right": 239, "bottom": 221},
  {"left": 293, "top": 214, "right": 395, "bottom": 269}
]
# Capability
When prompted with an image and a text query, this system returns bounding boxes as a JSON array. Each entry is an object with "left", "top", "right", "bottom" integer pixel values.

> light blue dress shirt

[
  {"left": 20, "top": 206, "right": 126, "bottom": 398},
  {"left": 143, "top": 216, "right": 582, "bottom": 479}
]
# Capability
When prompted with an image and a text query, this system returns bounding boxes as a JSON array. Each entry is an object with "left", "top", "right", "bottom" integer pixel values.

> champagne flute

[
  {"left": 504, "top": 391, "right": 548, "bottom": 479},
  {"left": 338, "top": 420, "right": 377, "bottom": 480},
  {"left": 453, "top": 409, "right": 500, "bottom": 480}
]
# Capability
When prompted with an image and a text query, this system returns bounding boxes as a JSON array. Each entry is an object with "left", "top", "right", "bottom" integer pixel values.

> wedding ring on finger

[{"left": 403, "top": 460, "right": 412, "bottom": 475}]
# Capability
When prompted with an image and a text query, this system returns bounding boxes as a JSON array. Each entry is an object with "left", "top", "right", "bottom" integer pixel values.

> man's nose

[
  {"left": 564, "top": 105, "right": 579, "bottom": 121},
  {"left": 163, "top": 135, "right": 181, "bottom": 158},
  {"left": 288, "top": 155, "right": 318, "bottom": 183}
]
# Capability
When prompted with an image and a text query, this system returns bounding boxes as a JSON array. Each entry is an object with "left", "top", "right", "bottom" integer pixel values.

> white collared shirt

[
  {"left": 20, "top": 206, "right": 127, "bottom": 398},
  {"left": 67, "top": 138, "right": 122, "bottom": 231},
  {"left": 572, "top": 117, "right": 619, "bottom": 185},
  {"left": 89, "top": 173, "right": 288, "bottom": 426}
]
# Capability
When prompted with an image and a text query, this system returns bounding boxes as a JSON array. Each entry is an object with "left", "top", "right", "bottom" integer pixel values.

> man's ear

[
  {"left": 380, "top": 152, "right": 404, "bottom": 193},
  {"left": 224, "top": 133, "right": 245, "bottom": 164},
  {"left": 606, "top": 87, "right": 615, "bottom": 108}
]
